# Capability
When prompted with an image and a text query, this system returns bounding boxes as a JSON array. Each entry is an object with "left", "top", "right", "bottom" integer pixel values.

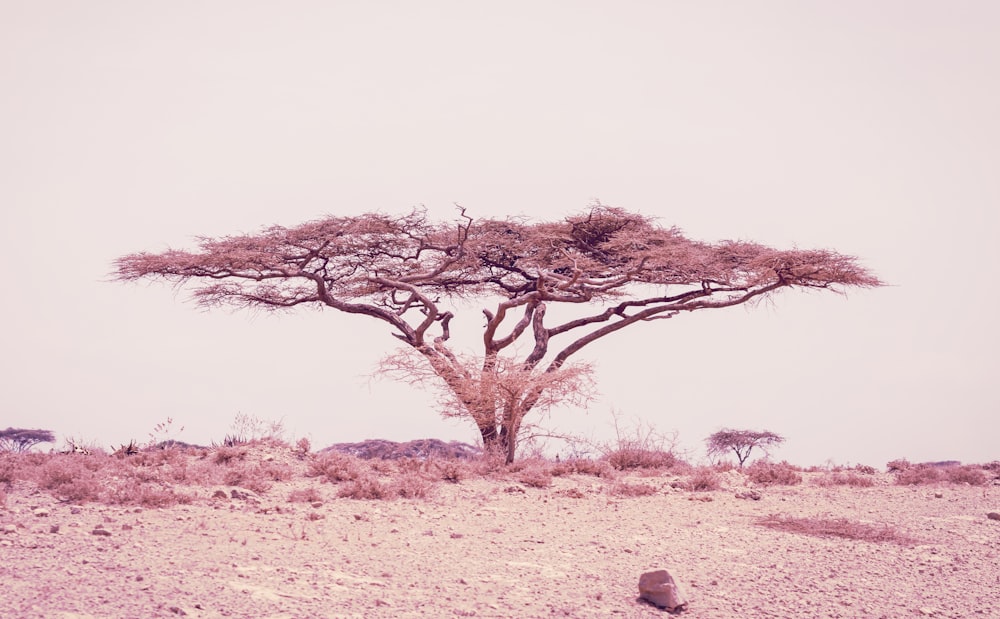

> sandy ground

[{"left": 1, "top": 452, "right": 998, "bottom": 619}]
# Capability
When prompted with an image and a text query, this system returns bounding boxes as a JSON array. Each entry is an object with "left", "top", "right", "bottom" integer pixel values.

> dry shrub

[
  {"left": 746, "top": 461, "right": 802, "bottom": 486},
  {"left": 213, "top": 446, "right": 247, "bottom": 465},
  {"left": 433, "top": 459, "right": 471, "bottom": 483},
  {"left": 758, "top": 514, "right": 914, "bottom": 544},
  {"left": 516, "top": 466, "right": 553, "bottom": 489},
  {"left": 685, "top": 466, "right": 722, "bottom": 491},
  {"left": 104, "top": 479, "right": 192, "bottom": 507},
  {"left": 392, "top": 472, "right": 436, "bottom": 498},
  {"left": 605, "top": 448, "right": 678, "bottom": 471},
  {"left": 854, "top": 464, "right": 877, "bottom": 475},
  {"left": 337, "top": 476, "right": 391, "bottom": 500},
  {"left": 944, "top": 465, "right": 988, "bottom": 485},
  {"left": 35, "top": 456, "right": 102, "bottom": 502},
  {"left": 894, "top": 463, "right": 987, "bottom": 486},
  {"left": 307, "top": 452, "right": 363, "bottom": 482},
  {"left": 886, "top": 458, "right": 911, "bottom": 473},
  {"left": 552, "top": 458, "right": 615, "bottom": 478},
  {"left": 0, "top": 453, "right": 18, "bottom": 484},
  {"left": 223, "top": 464, "right": 272, "bottom": 494},
  {"left": 608, "top": 481, "right": 657, "bottom": 497},
  {"left": 288, "top": 487, "right": 323, "bottom": 503},
  {"left": 814, "top": 472, "right": 877, "bottom": 488}
]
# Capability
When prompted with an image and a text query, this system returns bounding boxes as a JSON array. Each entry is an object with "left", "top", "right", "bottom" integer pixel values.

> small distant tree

[
  {"left": 706, "top": 429, "right": 784, "bottom": 468},
  {"left": 115, "top": 205, "right": 879, "bottom": 463},
  {"left": 0, "top": 427, "right": 56, "bottom": 453}
]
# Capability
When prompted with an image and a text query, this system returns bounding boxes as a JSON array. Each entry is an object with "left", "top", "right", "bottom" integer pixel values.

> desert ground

[{"left": 1, "top": 443, "right": 998, "bottom": 619}]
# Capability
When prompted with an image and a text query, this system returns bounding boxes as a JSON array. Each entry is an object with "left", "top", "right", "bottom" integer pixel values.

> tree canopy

[
  {"left": 706, "top": 429, "right": 786, "bottom": 467},
  {"left": 115, "top": 205, "right": 880, "bottom": 461}
]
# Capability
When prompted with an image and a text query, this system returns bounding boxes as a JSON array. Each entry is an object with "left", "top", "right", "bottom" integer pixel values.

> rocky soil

[{"left": 1, "top": 451, "right": 998, "bottom": 619}]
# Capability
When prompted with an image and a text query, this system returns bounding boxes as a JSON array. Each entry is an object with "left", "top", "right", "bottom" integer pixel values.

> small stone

[
  {"left": 212, "top": 490, "right": 228, "bottom": 499},
  {"left": 3, "top": 524, "right": 18, "bottom": 534},
  {"left": 987, "top": 512, "right": 1000, "bottom": 521},
  {"left": 49, "top": 525, "right": 60, "bottom": 534},
  {"left": 70, "top": 507, "right": 81, "bottom": 515},
  {"left": 169, "top": 607, "right": 187, "bottom": 616},
  {"left": 311, "top": 502, "right": 323, "bottom": 508},
  {"left": 33, "top": 508, "right": 50, "bottom": 517},
  {"left": 933, "top": 492, "right": 944, "bottom": 499},
  {"left": 638, "top": 569, "right": 687, "bottom": 612},
  {"left": 91, "top": 528, "right": 112, "bottom": 537}
]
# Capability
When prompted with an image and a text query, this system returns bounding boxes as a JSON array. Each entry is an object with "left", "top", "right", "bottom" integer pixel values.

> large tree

[{"left": 115, "top": 205, "right": 880, "bottom": 462}]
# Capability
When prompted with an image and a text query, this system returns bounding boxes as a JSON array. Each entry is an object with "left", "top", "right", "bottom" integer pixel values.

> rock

[
  {"left": 638, "top": 569, "right": 687, "bottom": 612},
  {"left": 933, "top": 492, "right": 944, "bottom": 499},
  {"left": 49, "top": 525, "right": 60, "bottom": 534},
  {"left": 3, "top": 524, "right": 18, "bottom": 534},
  {"left": 212, "top": 490, "right": 228, "bottom": 499},
  {"left": 33, "top": 508, "right": 50, "bottom": 517},
  {"left": 987, "top": 512, "right": 1000, "bottom": 521},
  {"left": 735, "top": 490, "right": 761, "bottom": 500},
  {"left": 91, "top": 528, "right": 112, "bottom": 537}
]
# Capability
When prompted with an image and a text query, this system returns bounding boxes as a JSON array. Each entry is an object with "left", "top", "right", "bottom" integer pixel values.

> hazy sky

[{"left": 2, "top": 1, "right": 997, "bottom": 466}]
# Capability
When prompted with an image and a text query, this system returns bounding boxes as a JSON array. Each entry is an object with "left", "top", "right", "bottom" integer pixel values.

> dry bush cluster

[
  {"left": 892, "top": 463, "right": 988, "bottom": 486},
  {"left": 745, "top": 461, "right": 803, "bottom": 486},
  {"left": 813, "top": 472, "right": 878, "bottom": 488}
]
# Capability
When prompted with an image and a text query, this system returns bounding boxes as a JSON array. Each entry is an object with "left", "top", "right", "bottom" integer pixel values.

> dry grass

[
  {"left": 757, "top": 514, "right": 915, "bottom": 545},
  {"left": 813, "top": 472, "right": 877, "bottom": 488}
]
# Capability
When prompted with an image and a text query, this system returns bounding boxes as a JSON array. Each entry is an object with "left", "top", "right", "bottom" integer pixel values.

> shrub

[
  {"left": 552, "top": 458, "right": 615, "bottom": 478},
  {"left": 886, "top": 458, "right": 911, "bottom": 473},
  {"left": 516, "top": 466, "right": 553, "bottom": 489},
  {"left": 307, "top": 452, "right": 362, "bottom": 482},
  {"left": 608, "top": 481, "right": 657, "bottom": 497},
  {"left": 213, "top": 446, "right": 247, "bottom": 465},
  {"left": 814, "top": 472, "right": 877, "bottom": 488},
  {"left": 895, "top": 465, "right": 941, "bottom": 485},
  {"left": 223, "top": 465, "right": 273, "bottom": 494},
  {"left": 36, "top": 457, "right": 102, "bottom": 502},
  {"left": 746, "top": 461, "right": 802, "bottom": 486},
  {"left": 685, "top": 467, "right": 721, "bottom": 491},
  {"left": 433, "top": 459, "right": 470, "bottom": 483},
  {"left": 944, "top": 465, "right": 988, "bottom": 486},
  {"left": 337, "top": 476, "right": 391, "bottom": 500},
  {"left": 891, "top": 463, "right": 987, "bottom": 486},
  {"left": 392, "top": 472, "right": 436, "bottom": 498},
  {"left": 757, "top": 514, "right": 914, "bottom": 544},
  {"left": 854, "top": 464, "right": 877, "bottom": 475}
]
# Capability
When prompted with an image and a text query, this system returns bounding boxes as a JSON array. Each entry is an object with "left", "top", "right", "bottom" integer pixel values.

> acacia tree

[
  {"left": 706, "top": 429, "right": 785, "bottom": 467},
  {"left": 0, "top": 427, "right": 56, "bottom": 452},
  {"left": 115, "top": 205, "right": 880, "bottom": 463}
]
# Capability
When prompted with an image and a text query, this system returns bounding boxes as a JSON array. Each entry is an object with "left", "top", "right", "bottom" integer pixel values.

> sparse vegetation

[
  {"left": 814, "top": 472, "right": 877, "bottom": 488},
  {"left": 894, "top": 463, "right": 988, "bottom": 486},
  {"left": 746, "top": 460, "right": 802, "bottom": 486},
  {"left": 685, "top": 467, "right": 722, "bottom": 491},
  {"left": 757, "top": 514, "right": 915, "bottom": 545}
]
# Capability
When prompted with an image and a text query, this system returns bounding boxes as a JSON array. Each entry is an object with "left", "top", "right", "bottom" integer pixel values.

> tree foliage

[
  {"left": 0, "top": 427, "right": 56, "bottom": 453},
  {"left": 115, "top": 204, "right": 880, "bottom": 462},
  {"left": 706, "top": 429, "right": 785, "bottom": 467}
]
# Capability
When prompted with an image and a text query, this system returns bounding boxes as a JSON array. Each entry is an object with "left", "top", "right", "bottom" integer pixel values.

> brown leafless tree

[
  {"left": 114, "top": 205, "right": 880, "bottom": 462},
  {"left": 706, "top": 429, "right": 785, "bottom": 467}
]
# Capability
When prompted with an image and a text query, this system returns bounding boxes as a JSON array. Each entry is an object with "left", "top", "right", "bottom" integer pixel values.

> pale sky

[{"left": 2, "top": 1, "right": 997, "bottom": 466}]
